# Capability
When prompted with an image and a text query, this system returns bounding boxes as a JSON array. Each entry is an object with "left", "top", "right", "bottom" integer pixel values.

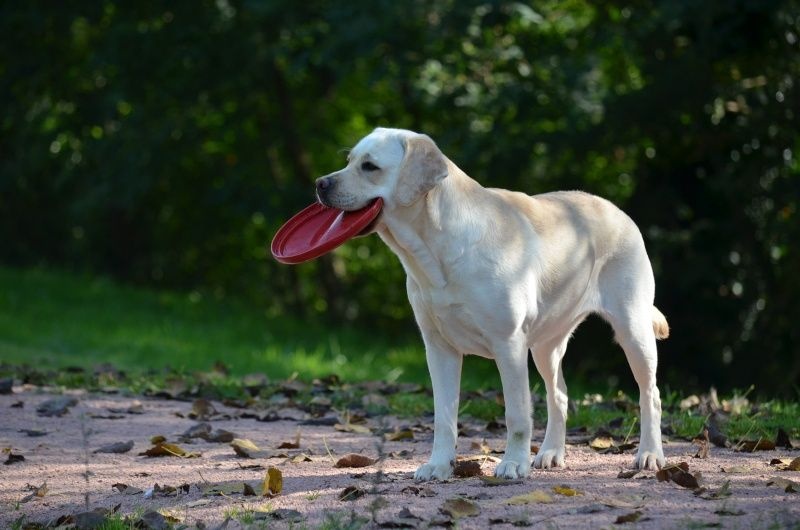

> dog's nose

[{"left": 316, "top": 177, "right": 332, "bottom": 193}]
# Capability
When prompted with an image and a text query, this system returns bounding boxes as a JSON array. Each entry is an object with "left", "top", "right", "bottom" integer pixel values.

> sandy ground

[{"left": 1, "top": 388, "right": 798, "bottom": 529}]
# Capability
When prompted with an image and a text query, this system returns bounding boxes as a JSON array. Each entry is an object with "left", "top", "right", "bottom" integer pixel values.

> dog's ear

[{"left": 395, "top": 134, "right": 448, "bottom": 206}]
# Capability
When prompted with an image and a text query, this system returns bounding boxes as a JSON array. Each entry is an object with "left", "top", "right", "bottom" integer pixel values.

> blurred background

[{"left": 1, "top": 1, "right": 798, "bottom": 396}]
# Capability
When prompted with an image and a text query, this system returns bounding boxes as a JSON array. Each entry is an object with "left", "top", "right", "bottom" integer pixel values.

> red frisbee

[{"left": 271, "top": 198, "right": 383, "bottom": 264}]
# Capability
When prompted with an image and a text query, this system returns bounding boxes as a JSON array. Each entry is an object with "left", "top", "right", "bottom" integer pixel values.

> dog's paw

[
  {"left": 414, "top": 462, "right": 453, "bottom": 481},
  {"left": 533, "top": 446, "right": 565, "bottom": 469},
  {"left": 633, "top": 450, "right": 665, "bottom": 471},
  {"left": 494, "top": 459, "right": 530, "bottom": 480}
]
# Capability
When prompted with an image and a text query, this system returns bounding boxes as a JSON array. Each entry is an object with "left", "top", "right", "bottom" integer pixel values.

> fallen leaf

[
  {"left": 335, "top": 421, "right": 372, "bottom": 435},
  {"left": 736, "top": 438, "right": 776, "bottom": 452},
  {"left": 139, "top": 442, "right": 200, "bottom": 458},
  {"left": 553, "top": 485, "right": 582, "bottom": 496},
  {"left": 614, "top": 511, "right": 643, "bottom": 524},
  {"left": 379, "top": 507, "right": 423, "bottom": 528},
  {"left": 230, "top": 438, "right": 264, "bottom": 458},
  {"left": 441, "top": 498, "right": 480, "bottom": 517},
  {"left": 243, "top": 483, "right": 256, "bottom": 496},
  {"left": 335, "top": 454, "right": 376, "bottom": 468},
  {"left": 94, "top": 440, "right": 134, "bottom": 454},
  {"left": 385, "top": 429, "right": 414, "bottom": 441},
  {"left": 656, "top": 462, "right": 701, "bottom": 489},
  {"left": 262, "top": 467, "right": 282, "bottom": 496},
  {"left": 4, "top": 453, "right": 24, "bottom": 465},
  {"left": 589, "top": 436, "right": 615, "bottom": 450},
  {"left": 278, "top": 430, "right": 302, "bottom": 449},
  {"left": 112, "top": 483, "right": 143, "bottom": 495},
  {"left": 453, "top": 460, "right": 483, "bottom": 478},
  {"left": 401, "top": 485, "right": 436, "bottom": 497},
  {"left": 506, "top": 490, "right": 553, "bottom": 505},
  {"left": 18, "top": 429, "right": 47, "bottom": 437},
  {"left": 20, "top": 482, "right": 47, "bottom": 503},
  {"left": 693, "top": 428, "right": 710, "bottom": 459},
  {"left": 695, "top": 480, "right": 732, "bottom": 500},
  {"left": 339, "top": 485, "right": 366, "bottom": 501},
  {"left": 290, "top": 453, "right": 313, "bottom": 463},
  {"left": 769, "top": 457, "right": 800, "bottom": 471},
  {"left": 617, "top": 469, "right": 640, "bottom": 479},
  {"left": 203, "top": 429, "right": 235, "bottom": 443},
  {"left": 189, "top": 398, "right": 218, "bottom": 420},
  {"left": 36, "top": 396, "right": 78, "bottom": 417},
  {"left": 775, "top": 428, "right": 793, "bottom": 449},
  {"left": 767, "top": 476, "right": 800, "bottom": 493},
  {"left": 705, "top": 417, "right": 730, "bottom": 448},
  {"left": 150, "top": 435, "right": 167, "bottom": 444},
  {"left": 715, "top": 506, "right": 745, "bottom": 516},
  {"left": 598, "top": 494, "right": 647, "bottom": 509}
]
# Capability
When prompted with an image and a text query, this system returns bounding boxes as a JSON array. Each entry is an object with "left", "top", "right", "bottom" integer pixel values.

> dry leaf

[
  {"left": 441, "top": 498, "right": 480, "bottom": 518},
  {"left": 112, "top": 483, "right": 143, "bottom": 495},
  {"left": 614, "top": 511, "right": 643, "bottom": 524},
  {"left": 693, "top": 428, "right": 710, "bottom": 459},
  {"left": 335, "top": 454, "right": 376, "bottom": 468},
  {"left": 189, "top": 398, "right": 217, "bottom": 420},
  {"left": 262, "top": 467, "right": 283, "bottom": 496},
  {"left": 775, "top": 428, "right": 793, "bottom": 449},
  {"left": 289, "top": 453, "right": 312, "bottom": 463},
  {"left": 339, "top": 485, "right": 366, "bottom": 501},
  {"left": 589, "top": 436, "right": 615, "bottom": 450},
  {"left": 385, "top": 429, "right": 414, "bottom": 441},
  {"left": 617, "top": 469, "right": 640, "bottom": 479},
  {"left": 278, "top": 430, "right": 301, "bottom": 449},
  {"left": 767, "top": 476, "right": 800, "bottom": 493},
  {"left": 505, "top": 490, "right": 553, "bottom": 505},
  {"left": 598, "top": 494, "right": 647, "bottom": 509},
  {"left": 20, "top": 482, "right": 48, "bottom": 503},
  {"left": 36, "top": 396, "right": 78, "bottom": 417},
  {"left": 231, "top": 438, "right": 264, "bottom": 458},
  {"left": 695, "top": 480, "right": 732, "bottom": 500},
  {"left": 453, "top": 460, "right": 483, "bottom": 478},
  {"left": 150, "top": 435, "right": 167, "bottom": 444},
  {"left": 553, "top": 485, "right": 581, "bottom": 496},
  {"left": 656, "top": 462, "right": 700, "bottom": 489},
  {"left": 4, "top": 453, "right": 25, "bottom": 465},
  {"left": 139, "top": 442, "right": 200, "bottom": 458},
  {"left": 94, "top": 440, "right": 134, "bottom": 454},
  {"left": 736, "top": 438, "right": 776, "bottom": 452}
]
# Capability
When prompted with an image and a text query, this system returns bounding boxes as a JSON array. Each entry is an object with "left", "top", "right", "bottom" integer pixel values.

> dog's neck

[{"left": 377, "top": 159, "right": 482, "bottom": 289}]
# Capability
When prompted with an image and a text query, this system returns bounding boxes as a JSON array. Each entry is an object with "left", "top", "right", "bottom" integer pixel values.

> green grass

[{"left": 0, "top": 266, "right": 432, "bottom": 384}]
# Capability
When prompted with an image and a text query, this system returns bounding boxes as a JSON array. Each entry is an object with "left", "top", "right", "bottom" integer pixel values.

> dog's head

[{"left": 315, "top": 128, "right": 449, "bottom": 213}]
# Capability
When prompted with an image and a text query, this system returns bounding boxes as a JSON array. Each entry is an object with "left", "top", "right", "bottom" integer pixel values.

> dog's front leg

[
  {"left": 494, "top": 339, "right": 533, "bottom": 479},
  {"left": 414, "top": 334, "right": 462, "bottom": 481}
]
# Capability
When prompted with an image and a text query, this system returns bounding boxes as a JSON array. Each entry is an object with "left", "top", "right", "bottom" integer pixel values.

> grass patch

[{"left": 0, "top": 267, "right": 434, "bottom": 384}]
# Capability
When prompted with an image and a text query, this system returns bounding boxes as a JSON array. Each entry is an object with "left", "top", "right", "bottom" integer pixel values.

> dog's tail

[{"left": 652, "top": 306, "right": 670, "bottom": 340}]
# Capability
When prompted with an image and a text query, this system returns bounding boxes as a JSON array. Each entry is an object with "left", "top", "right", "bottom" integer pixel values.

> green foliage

[{"left": 1, "top": 1, "right": 799, "bottom": 394}]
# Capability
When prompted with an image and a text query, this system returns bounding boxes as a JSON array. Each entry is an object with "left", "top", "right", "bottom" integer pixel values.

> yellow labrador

[{"left": 316, "top": 128, "right": 668, "bottom": 480}]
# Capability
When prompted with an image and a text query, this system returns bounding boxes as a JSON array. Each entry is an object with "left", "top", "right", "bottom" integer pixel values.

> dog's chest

[{"left": 422, "top": 288, "right": 494, "bottom": 358}]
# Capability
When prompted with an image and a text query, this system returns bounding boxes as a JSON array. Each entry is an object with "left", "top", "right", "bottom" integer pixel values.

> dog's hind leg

[
  {"left": 599, "top": 257, "right": 666, "bottom": 470},
  {"left": 531, "top": 334, "right": 571, "bottom": 469}
]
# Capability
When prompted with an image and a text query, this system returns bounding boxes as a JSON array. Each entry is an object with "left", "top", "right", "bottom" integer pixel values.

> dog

[{"left": 315, "top": 127, "right": 668, "bottom": 480}]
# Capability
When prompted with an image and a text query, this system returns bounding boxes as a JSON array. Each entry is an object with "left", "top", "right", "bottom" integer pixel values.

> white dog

[{"left": 315, "top": 128, "right": 668, "bottom": 480}]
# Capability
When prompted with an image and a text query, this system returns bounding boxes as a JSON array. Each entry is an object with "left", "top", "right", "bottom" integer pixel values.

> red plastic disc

[{"left": 271, "top": 198, "right": 383, "bottom": 264}]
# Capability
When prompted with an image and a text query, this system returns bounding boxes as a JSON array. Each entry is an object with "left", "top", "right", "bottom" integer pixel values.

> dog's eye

[{"left": 361, "top": 161, "right": 380, "bottom": 172}]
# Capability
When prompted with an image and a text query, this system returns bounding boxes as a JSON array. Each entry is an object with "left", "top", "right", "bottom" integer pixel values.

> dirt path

[{"left": 1, "top": 388, "right": 798, "bottom": 529}]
